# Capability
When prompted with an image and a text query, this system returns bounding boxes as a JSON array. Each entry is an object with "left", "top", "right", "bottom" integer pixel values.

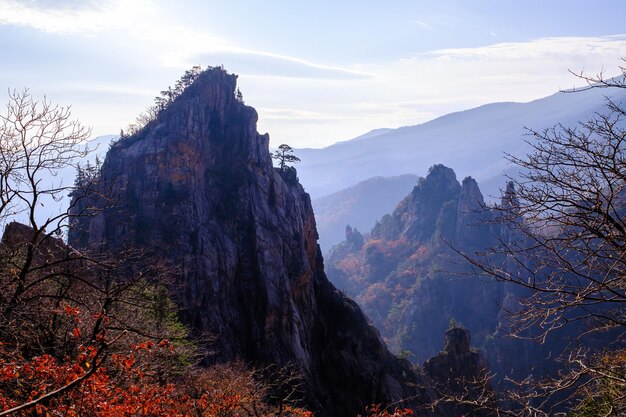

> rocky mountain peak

[
  {"left": 70, "top": 67, "right": 428, "bottom": 416},
  {"left": 369, "top": 164, "right": 489, "bottom": 246},
  {"left": 326, "top": 165, "right": 502, "bottom": 386},
  {"left": 500, "top": 181, "right": 519, "bottom": 210},
  {"left": 456, "top": 176, "right": 491, "bottom": 247},
  {"left": 424, "top": 164, "right": 459, "bottom": 187},
  {"left": 410, "top": 164, "right": 461, "bottom": 209},
  {"left": 460, "top": 176, "right": 483, "bottom": 204}
]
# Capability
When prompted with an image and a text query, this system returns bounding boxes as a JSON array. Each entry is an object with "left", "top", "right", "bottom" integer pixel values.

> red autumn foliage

[{"left": 0, "top": 338, "right": 314, "bottom": 417}]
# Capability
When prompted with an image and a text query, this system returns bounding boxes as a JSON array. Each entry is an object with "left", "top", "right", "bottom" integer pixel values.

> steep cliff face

[{"left": 69, "top": 68, "right": 427, "bottom": 416}]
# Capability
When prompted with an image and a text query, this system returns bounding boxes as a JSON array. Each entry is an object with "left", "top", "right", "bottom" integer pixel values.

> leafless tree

[
  {"left": 460, "top": 65, "right": 626, "bottom": 415},
  {"left": 0, "top": 89, "right": 92, "bottom": 232},
  {"left": 0, "top": 89, "right": 93, "bottom": 328},
  {"left": 122, "top": 65, "right": 204, "bottom": 138},
  {"left": 567, "top": 59, "right": 626, "bottom": 91},
  {"left": 0, "top": 91, "right": 196, "bottom": 415}
]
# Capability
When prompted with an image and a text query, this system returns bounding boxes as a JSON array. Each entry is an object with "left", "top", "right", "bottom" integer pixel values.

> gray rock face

[
  {"left": 456, "top": 176, "right": 492, "bottom": 248},
  {"left": 69, "top": 68, "right": 428, "bottom": 417}
]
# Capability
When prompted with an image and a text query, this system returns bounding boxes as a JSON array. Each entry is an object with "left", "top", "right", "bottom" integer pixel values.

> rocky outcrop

[
  {"left": 69, "top": 67, "right": 429, "bottom": 416},
  {"left": 326, "top": 225, "right": 363, "bottom": 264},
  {"left": 325, "top": 165, "right": 571, "bottom": 395},
  {"left": 369, "top": 164, "right": 491, "bottom": 247},
  {"left": 312, "top": 174, "right": 419, "bottom": 253},
  {"left": 345, "top": 225, "right": 364, "bottom": 250},
  {"left": 456, "top": 177, "right": 491, "bottom": 248},
  {"left": 325, "top": 165, "right": 507, "bottom": 376},
  {"left": 395, "top": 164, "right": 462, "bottom": 242},
  {"left": 424, "top": 328, "right": 495, "bottom": 417},
  {"left": 424, "top": 328, "right": 489, "bottom": 384}
]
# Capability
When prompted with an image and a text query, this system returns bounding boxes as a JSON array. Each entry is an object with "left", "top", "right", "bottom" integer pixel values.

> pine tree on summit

[{"left": 273, "top": 144, "right": 301, "bottom": 171}]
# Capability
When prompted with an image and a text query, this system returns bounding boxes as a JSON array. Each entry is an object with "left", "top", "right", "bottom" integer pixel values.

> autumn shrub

[{"left": 0, "top": 335, "right": 313, "bottom": 416}]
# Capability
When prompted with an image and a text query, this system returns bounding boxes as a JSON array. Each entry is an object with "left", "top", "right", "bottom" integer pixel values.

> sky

[{"left": 0, "top": 0, "right": 625, "bottom": 148}]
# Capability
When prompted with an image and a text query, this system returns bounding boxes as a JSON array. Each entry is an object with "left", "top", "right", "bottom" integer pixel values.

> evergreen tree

[{"left": 272, "top": 144, "right": 300, "bottom": 171}]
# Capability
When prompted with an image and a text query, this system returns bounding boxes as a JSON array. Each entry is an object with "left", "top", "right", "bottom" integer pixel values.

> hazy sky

[{"left": 1, "top": 0, "right": 625, "bottom": 148}]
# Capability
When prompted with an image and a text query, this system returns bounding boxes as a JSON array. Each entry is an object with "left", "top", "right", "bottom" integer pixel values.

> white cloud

[
  {"left": 53, "top": 81, "right": 156, "bottom": 96},
  {"left": 2, "top": 3, "right": 625, "bottom": 148},
  {"left": 0, "top": 0, "right": 366, "bottom": 80},
  {"left": 188, "top": 50, "right": 374, "bottom": 80},
  {"left": 414, "top": 20, "right": 432, "bottom": 29},
  {"left": 363, "top": 35, "right": 626, "bottom": 104},
  {"left": 0, "top": 0, "right": 155, "bottom": 34},
  {"left": 429, "top": 36, "right": 626, "bottom": 60},
  {"left": 250, "top": 36, "right": 626, "bottom": 147},
  {"left": 258, "top": 108, "right": 353, "bottom": 122}
]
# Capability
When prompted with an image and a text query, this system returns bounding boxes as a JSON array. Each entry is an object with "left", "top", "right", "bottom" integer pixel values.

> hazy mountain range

[
  {"left": 300, "top": 83, "right": 626, "bottom": 250},
  {"left": 19, "top": 84, "right": 626, "bottom": 252},
  {"left": 297, "top": 84, "right": 626, "bottom": 201}
]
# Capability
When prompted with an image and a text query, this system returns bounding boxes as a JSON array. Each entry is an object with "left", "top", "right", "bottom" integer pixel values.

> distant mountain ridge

[
  {"left": 333, "top": 127, "right": 394, "bottom": 144},
  {"left": 297, "top": 85, "right": 626, "bottom": 200}
]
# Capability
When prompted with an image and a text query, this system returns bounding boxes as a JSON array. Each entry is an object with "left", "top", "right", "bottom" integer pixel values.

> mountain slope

[
  {"left": 312, "top": 174, "right": 419, "bottom": 252},
  {"left": 298, "top": 86, "right": 626, "bottom": 199},
  {"left": 324, "top": 165, "right": 591, "bottom": 385},
  {"left": 69, "top": 68, "right": 430, "bottom": 417},
  {"left": 326, "top": 165, "right": 499, "bottom": 358}
]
